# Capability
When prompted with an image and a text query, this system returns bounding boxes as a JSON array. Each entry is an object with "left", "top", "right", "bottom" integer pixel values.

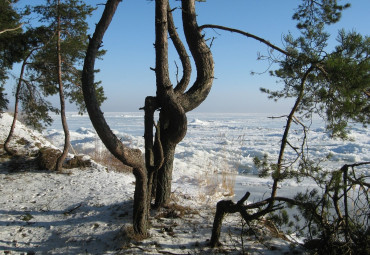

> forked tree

[{"left": 82, "top": 0, "right": 213, "bottom": 236}]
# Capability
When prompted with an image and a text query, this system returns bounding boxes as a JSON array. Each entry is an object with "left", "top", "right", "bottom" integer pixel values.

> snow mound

[
  {"left": 0, "top": 113, "right": 55, "bottom": 154},
  {"left": 188, "top": 118, "right": 211, "bottom": 126}
]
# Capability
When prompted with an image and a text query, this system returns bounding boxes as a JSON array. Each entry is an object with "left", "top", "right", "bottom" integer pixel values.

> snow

[{"left": 1, "top": 111, "right": 369, "bottom": 254}]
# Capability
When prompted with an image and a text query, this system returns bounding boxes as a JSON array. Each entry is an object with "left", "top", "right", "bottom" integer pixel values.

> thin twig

[{"left": 63, "top": 203, "right": 83, "bottom": 215}]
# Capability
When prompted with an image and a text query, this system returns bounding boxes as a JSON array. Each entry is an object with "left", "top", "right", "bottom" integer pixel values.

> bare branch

[
  {"left": 199, "top": 24, "right": 289, "bottom": 56},
  {"left": 0, "top": 24, "right": 23, "bottom": 35},
  {"left": 167, "top": 1, "right": 191, "bottom": 94},
  {"left": 179, "top": 0, "right": 214, "bottom": 112}
]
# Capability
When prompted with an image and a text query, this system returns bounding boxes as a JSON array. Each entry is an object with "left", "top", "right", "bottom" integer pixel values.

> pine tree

[
  {"left": 30, "top": 0, "right": 106, "bottom": 170},
  {"left": 4, "top": 26, "right": 57, "bottom": 155},
  {"left": 0, "top": 0, "right": 25, "bottom": 111}
]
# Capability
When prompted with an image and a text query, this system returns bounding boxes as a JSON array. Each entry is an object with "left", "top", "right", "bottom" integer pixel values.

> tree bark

[
  {"left": 144, "top": 96, "right": 157, "bottom": 200},
  {"left": 132, "top": 167, "right": 149, "bottom": 235},
  {"left": 167, "top": 3, "right": 191, "bottom": 95},
  {"left": 153, "top": 0, "right": 188, "bottom": 207},
  {"left": 0, "top": 24, "right": 23, "bottom": 35},
  {"left": 55, "top": 0, "right": 70, "bottom": 171},
  {"left": 143, "top": 96, "right": 163, "bottom": 203},
  {"left": 179, "top": 0, "right": 214, "bottom": 112},
  {"left": 155, "top": 140, "right": 176, "bottom": 207},
  {"left": 153, "top": 0, "right": 215, "bottom": 207},
  {"left": 4, "top": 51, "right": 32, "bottom": 155},
  {"left": 81, "top": 0, "right": 149, "bottom": 237},
  {"left": 210, "top": 192, "right": 250, "bottom": 247},
  {"left": 210, "top": 200, "right": 233, "bottom": 247}
]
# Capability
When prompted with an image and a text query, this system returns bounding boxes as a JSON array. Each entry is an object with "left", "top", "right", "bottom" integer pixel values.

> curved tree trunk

[
  {"left": 4, "top": 53, "right": 31, "bottom": 155},
  {"left": 81, "top": 0, "right": 151, "bottom": 237},
  {"left": 55, "top": 0, "right": 70, "bottom": 171},
  {"left": 4, "top": 87, "right": 20, "bottom": 155},
  {"left": 152, "top": 0, "right": 190, "bottom": 207},
  {"left": 82, "top": 0, "right": 214, "bottom": 234},
  {"left": 167, "top": 3, "right": 191, "bottom": 95},
  {"left": 179, "top": 0, "right": 214, "bottom": 112}
]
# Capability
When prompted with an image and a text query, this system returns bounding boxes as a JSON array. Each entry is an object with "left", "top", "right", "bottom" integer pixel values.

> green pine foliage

[
  {"left": 1, "top": 0, "right": 106, "bottom": 128},
  {"left": 0, "top": 0, "right": 23, "bottom": 83},
  {"left": 293, "top": 0, "right": 350, "bottom": 29},
  {"left": 0, "top": 0, "right": 25, "bottom": 111},
  {"left": 253, "top": 1, "right": 369, "bottom": 253},
  {"left": 18, "top": 76, "right": 57, "bottom": 131},
  {"left": 30, "top": 0, "right": 106, "bottom": 114},
  {"left": 0, "top": 84, "right": 9, "bottom": 112},
  {"left": 262, "top": 26, "right": 369, "bottom": 139},
  {"left": 321, "top": 30, "right": 370, "bottom": 136}
]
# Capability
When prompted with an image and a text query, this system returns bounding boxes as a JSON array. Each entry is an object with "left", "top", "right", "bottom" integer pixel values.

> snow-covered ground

[{"left": 1, "top": 111, "right": 368, "bottom": 254}]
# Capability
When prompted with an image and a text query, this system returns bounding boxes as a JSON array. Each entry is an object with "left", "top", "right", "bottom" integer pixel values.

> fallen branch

[{"left": 209, "top": 190, "right": 321, "bottom": 248}]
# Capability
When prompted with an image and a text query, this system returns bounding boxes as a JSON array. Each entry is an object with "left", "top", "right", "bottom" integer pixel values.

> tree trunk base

[{"left": 210, "top": 192, "right": 251, "bottom": 248}]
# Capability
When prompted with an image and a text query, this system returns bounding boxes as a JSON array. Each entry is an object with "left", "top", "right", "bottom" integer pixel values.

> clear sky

[{"left": 5, "top": 0, "right": 370, "bottom": 113}]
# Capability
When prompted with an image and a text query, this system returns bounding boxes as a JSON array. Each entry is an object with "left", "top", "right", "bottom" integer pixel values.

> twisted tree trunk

[
  {"left": 82, "top": 0, "right": 214, "bottom": 234},
  {"left": 153, "top": 0, "right": 214, "bottom": 207}
]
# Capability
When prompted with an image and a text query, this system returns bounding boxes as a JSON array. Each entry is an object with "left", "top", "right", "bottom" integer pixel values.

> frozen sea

[{"left": 45, "top": 112, "right": 370, "bottom": 201}]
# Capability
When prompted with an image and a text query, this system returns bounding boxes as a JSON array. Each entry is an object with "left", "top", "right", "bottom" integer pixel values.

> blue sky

[{"left": 6, "top": 0, "right": 370, "bottom": 113}]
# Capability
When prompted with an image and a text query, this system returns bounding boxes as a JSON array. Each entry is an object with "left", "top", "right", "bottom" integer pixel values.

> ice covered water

[
  {"left": 46, "top": 112, "right": 370, "bottom": 172},
  {"left": 45, "top": 112, "right": 369, "bottom": 200}
]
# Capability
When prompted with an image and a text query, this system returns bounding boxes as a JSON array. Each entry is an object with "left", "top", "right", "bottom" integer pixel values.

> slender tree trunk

[
  {"left": 153, "top": 0, "right": 172, "bottom": 207},
  {"left": 269, "top": 65, "right": 314, "bottom": 202},
  {"left": 144, "top": 96, "right": 157, "bottom": 200},
  {"left": 4, "top": 53, "right": 30, "bottom": 155},
  {"left": 55, "top": 0, "right": 70, "bottom": 171}
]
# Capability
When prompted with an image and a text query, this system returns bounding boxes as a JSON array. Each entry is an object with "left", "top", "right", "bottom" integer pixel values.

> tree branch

[
  {"left": 179, "top": 0, "right": 214, "bottom": 112},
  {"left": 199, "top": 24, "right": 289, "bottom": 56},
  {"left": 167, "top": 1, "right": 191, "bottom": 95},
  {"left": 0, "top": 24, "right": 23, "bottom": 35}
]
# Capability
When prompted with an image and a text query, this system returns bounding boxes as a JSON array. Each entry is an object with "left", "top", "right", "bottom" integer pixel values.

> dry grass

[
  {"left": 196, "top": 133, "right": 244, "bottom": 203},
  {"left": 155, "top": 202, "right": 199, "bottom": 219},
  {"left": 91, "top": 147, "right": 132, "bottom": 173},
  {"left": 197, "top": 158, "right": 236, "bottom": 204},
  {"left": 83, "top": 137, "right": 133, "bottom": 173},
  {"left": 220, "top": 169, "right": 236, "bottom": 196}
]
